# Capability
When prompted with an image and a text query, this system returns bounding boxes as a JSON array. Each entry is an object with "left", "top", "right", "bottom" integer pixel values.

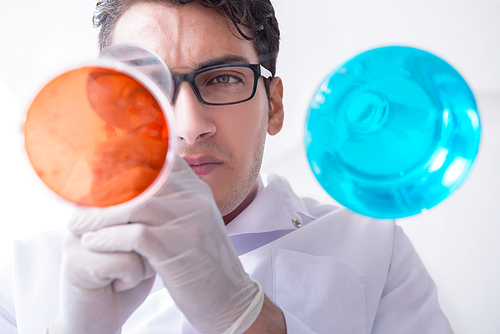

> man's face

[{"left": 112, "top": 2, "right": 283, "bottom": 217}]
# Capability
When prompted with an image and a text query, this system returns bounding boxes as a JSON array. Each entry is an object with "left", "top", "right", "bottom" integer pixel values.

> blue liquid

[{"left": 305, "top": 46, "right": 481, "bottom": 219}]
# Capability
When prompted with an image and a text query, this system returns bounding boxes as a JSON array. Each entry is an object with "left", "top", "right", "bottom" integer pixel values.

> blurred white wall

[{"left": 1, "top": 0, "right": 499, "bottom": 332}]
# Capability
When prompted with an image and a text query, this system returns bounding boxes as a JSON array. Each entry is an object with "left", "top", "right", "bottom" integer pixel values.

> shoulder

[
  {"left": 10, "top": 230, "right": 64, "bottom": 304},
  {"left": 13, "top": 229, "right": 64, "bottom": 264},
  {"left": 259, "top": 173, "right": 398, "bottom": 257},
  {"left": 0, "top": 230, "right": 64, "bottom": 330},
  {"left": 12, "top": 229, "right": 64, "bottom": 289},
  {"left": 0, "top": 230, "right": 64, "bottom": 281},
  {"left": 240, "top": 199, "right": 399, "bottom": 332},
  {"left": 275, "top": 207, "right": 397, "bottom": 270}
]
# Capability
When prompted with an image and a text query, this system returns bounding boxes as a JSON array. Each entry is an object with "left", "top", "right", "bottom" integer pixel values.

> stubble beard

[{"left": 215, "top": 110, "right": 269, "bottom": 217}]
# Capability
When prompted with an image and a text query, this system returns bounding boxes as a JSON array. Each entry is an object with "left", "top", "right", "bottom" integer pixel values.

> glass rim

[{"left": 23, "top": 55, "right": 178, "bottom": 214}]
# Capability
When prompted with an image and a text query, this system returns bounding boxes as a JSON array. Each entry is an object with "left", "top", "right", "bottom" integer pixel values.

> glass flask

[
  {"left": 305, "top": 46, "right": 481, "bottom": 219},
  {"left": 24, "top": 44, "right": 176, "bottom": 210}
]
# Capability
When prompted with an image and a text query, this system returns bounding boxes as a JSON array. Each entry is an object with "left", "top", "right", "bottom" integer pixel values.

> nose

[{"left": 173, "top": 82, "right": 216, "bottom": 145}]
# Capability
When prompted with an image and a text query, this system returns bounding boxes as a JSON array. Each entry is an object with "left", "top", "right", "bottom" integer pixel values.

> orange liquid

[{"left": 24, "top": 67, "right": 169, "bottom": 207}]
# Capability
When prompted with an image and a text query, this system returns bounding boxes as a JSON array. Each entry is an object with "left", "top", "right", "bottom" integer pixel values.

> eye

[{"left": 208, "top": 74, "right": 242, "bottom": 85}]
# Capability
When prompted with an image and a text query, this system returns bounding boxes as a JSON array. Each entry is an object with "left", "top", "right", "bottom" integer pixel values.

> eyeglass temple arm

[{"left": 260, "top": 65, "right": 273, "bottom": 79}]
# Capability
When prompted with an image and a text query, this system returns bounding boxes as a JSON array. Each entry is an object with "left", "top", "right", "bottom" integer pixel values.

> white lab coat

[{"left": 0, "top": 174, "right": 453, "bottom": 333}]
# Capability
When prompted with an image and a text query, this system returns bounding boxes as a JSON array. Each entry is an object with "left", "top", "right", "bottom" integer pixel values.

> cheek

[{"left": 221, "top": 100, "right": 268, "bottom": 155}]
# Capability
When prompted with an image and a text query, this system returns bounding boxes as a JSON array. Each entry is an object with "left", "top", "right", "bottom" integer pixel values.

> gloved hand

[
  {"left": 70, "top": 155, "right": 264, "bottom": 334},
  {"left": 47, "top": 227, "right": 156, "bottom": 334}
]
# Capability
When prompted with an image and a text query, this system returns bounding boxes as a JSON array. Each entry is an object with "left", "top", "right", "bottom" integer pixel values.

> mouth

[{"left": 181, "top": 155, "right": 224, "bottom": 176}]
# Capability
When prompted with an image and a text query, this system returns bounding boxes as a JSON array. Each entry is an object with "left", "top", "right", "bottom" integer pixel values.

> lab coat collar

[{"left": 225, "top": 174, "right": 317, "bottom": 236}]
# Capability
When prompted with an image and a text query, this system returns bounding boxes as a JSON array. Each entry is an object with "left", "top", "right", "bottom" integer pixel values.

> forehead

[{"left": 112, "top": 2, "right": 259, "bottom": 72}]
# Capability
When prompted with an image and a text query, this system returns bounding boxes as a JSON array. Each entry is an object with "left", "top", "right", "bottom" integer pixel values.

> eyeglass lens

[{"left": 194, "top": 66, "right": 256, "bottom": 104}]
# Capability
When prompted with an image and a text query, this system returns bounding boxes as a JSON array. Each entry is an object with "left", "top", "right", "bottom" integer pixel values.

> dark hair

[{"left": 93, "top": 0, "right": 280, "bottom": 78}]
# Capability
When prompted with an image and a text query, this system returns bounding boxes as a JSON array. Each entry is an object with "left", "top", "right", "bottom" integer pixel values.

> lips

[{"left": 181, "top": 155, "right": 224, "bottom": 176}]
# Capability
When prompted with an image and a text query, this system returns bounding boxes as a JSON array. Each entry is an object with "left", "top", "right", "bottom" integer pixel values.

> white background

[{"left": 1, "top": 0, "right": 499, "bottom": 332}]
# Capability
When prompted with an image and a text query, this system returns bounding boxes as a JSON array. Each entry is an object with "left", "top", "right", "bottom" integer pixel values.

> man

[{"left": 0, "top": 0, "right": 454, "bottom": 333}]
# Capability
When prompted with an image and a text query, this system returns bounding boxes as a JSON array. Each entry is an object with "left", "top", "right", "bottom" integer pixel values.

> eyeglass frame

[{"left": 170, "top": 63, "right": 274, "bottom": 106}]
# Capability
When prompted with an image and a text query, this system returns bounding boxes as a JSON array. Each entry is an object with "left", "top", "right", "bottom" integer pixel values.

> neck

[{"left": 223, "top": 181, "right": 259, "bottom": 225}]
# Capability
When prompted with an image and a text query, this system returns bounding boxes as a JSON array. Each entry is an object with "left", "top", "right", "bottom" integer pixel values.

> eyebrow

[
  {"left": 125, "top": 54, "right": 255, "bottom": 75},
  {"left": 196, "top": 55, "right": 252, "bottom": 70}
]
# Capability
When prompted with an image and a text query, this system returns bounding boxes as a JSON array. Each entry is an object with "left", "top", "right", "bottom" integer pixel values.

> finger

[
  {"left": 69, "top": 156, "right": 193, "bottom": 234},
  {"left": 114, "top": 275, "right": 155, "bottom": 296},
  {"left": 98, "top": 252, "right": 148, "bottom": 292},
  {"left": 69, "top": 192, "right": 181, "bottom": 236},
  {"left": 68, "top": 209, "right": 131, "bottom": 235},
  {"left": 154, "top": 154, "right": 213, "bottom": 198},
  {"left": 70, "top": 154, "right": 209, "bottom": 235},
  {"left": 113, "top": 256, "right": 156, "bottom": 292},
  {"left": 80, "top": 223, "right": 147, "bottom": 253},
  {"left": 80, "top": 222, "right": 200, "bottom": 263},
  {"left": 65, "top": 239, "right": 153, "bottom": 292}
]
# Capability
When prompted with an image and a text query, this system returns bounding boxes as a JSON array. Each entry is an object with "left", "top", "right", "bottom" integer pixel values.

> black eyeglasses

[{"left": 171, "top": 63, "right": 273, "bottom": 106}]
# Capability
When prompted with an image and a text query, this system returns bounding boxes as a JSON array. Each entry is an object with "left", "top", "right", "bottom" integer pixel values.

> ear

[{"left": 267, "top": 76, "right": 284, "bottom": 135}]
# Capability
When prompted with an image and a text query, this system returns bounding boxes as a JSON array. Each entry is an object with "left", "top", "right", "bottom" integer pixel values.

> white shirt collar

[{"left": 225, "top": 174, "right": 317, "bottom": 236}]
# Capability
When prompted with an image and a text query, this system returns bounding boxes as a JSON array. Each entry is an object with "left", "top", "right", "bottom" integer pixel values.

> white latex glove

[
  {"left": 47, "top": 230, "right": 156, "bottom": 334},
  {"left": 70, "top": 155, "right": 264, "bottom": 334}
]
